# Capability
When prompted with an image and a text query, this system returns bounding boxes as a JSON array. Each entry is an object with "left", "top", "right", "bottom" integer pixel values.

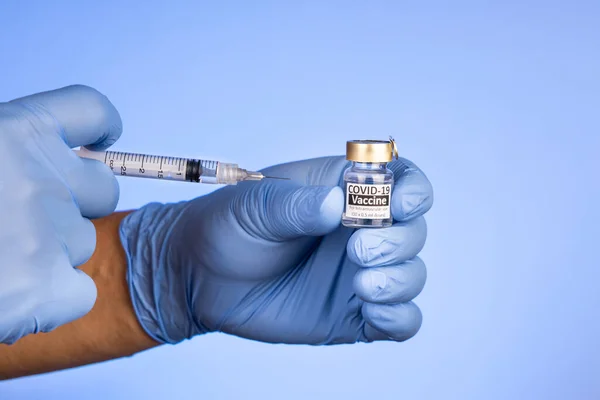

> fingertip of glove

[
  {"left": 362, "top": 302, "right": 423, "bottom": 342},
  {"left": 293, "top": 185, "right": 343, "bottom": 235},
  {"left": 73, "top": 157, "right": 120, "bottom": 218},
  {"left": 69, "top": 269, "right": 98, "bottom": 314},
  {"left": 298, "top": 185, "right": 343, "bottom": 236},
  {"left": 90, "top": 158, "right": 120, "bottom": 213},
  {"left": 346, "top": 232, "right": 377, "bottom": 266},
  {"left": 55, "top": 269, "right": 98, "bottom": 325},
  {"left": 283, "top": 185, "right": 343, "bottom": 236},
  {"left": 67, "top": 85, "right": 123, "bottom": 151},
  {"left": 26, "top": 84, "right": 123, "bottom": 150},
  {"left": 244, "top": 183, "right": 343, "bottom": 240},
  {"left": 354, "top": 269, "right": 388, "bottom": 301},
  {"left": 391, "top": 176, "right": 434, "bottom": 221},
  {"left": 31, "top": 268, "right": 98, "bottom": 334},
  {"left": 318, "top": 186, "right": 344, "bottom": 226}
]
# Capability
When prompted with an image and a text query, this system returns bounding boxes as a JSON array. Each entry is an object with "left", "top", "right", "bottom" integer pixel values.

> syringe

[{"left": 74, "top": 147, "right": 289, "bottom": 185}]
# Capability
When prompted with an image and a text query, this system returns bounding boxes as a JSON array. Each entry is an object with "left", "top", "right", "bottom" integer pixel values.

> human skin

[{"left": 0, "top": 211, "right": 158, "bottom": 380}]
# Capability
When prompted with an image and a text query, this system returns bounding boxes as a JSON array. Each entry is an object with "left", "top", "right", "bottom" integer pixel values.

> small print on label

[{"left": 345, "top": 183, "right": 391, "bottom": 219}]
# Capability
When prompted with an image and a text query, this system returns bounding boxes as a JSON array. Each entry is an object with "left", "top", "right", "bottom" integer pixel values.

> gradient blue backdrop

[{"left": 1, "top": 1, "right": 599, "bottom": 399}]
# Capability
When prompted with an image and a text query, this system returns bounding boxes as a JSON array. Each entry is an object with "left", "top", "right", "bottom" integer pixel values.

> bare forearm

[{"left": 0, "top": 211, "right": 159, "bottom": 380}]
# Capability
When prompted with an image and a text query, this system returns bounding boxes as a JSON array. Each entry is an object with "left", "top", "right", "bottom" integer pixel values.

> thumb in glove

[{"left": 230, "top": 180, "right": 345, "bottom": 242}]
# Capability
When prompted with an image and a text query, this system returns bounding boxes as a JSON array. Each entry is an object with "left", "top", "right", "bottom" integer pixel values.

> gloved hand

[
  {"left": 0, "top": 85, "right": 122, "bottom": 344},
  {"left": 121, "top": 155, "right": 433, "bottom": 344}
]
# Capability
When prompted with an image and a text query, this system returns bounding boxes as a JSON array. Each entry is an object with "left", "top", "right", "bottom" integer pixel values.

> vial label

[{"left": 345, "top": 183, "right": 392, "bottom": 220}]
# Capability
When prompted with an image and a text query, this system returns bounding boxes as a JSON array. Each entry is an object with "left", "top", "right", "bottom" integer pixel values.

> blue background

[{"left": 1, "top": 1, "right": 599, "bottom": 399}]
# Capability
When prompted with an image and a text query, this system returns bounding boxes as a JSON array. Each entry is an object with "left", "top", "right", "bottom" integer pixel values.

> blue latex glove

[
  {"left": 121, "top": 156, "right": 433, "bottom": 344},
  {"left": 0, "top": 85, "right": 122, "bottom": 344}
]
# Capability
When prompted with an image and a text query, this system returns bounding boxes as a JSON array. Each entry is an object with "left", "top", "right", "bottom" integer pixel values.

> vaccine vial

[{"left": 342, "top": 137, "right": 398, "bottom": 228}]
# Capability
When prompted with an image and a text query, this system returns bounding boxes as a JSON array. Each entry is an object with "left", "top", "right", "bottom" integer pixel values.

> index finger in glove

[
  {"left": 64, "top": 157, "right": 120, "bottom": 219},
  {"left": 10, "top": 84, "right": 123, "bottom": 150},
  {"left": 347, "top": 217, "right": 427, "bottom": 267},
  {"left": 10, "top": 85, "right": 122, "bottom": 218},
  {"left": 388, "top": 157, "right": 433, "bottom": 222}
]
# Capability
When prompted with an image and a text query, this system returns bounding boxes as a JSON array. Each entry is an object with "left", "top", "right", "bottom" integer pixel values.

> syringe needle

[{"left": 263, "top": 176, "right": 290, "bottom": 180}]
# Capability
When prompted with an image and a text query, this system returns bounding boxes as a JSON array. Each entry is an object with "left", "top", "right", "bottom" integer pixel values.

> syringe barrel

[{"left": 75, "top": 148, "right": 231, "bottom": 184}]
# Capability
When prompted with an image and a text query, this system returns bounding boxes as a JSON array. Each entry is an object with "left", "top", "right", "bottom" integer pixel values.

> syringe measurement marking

[
  {"left": 90, "top": 151, "right": 198, "bottom": 182},
  {"left": 108, "top": 151, "right": 115, "bottom": 171}
]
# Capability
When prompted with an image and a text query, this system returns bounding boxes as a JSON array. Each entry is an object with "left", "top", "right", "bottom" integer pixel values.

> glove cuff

[{"left": 119, "top": 201, "right": 207, "bottom": 344}]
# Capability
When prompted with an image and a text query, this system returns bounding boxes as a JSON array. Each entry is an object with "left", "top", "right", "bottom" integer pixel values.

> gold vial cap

[{"left": 346, "top": 136, "right": 399, "bottom": 162}]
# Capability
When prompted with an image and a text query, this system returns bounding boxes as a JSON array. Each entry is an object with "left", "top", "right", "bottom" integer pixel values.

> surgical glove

[
  {"left": 0, "top": 85, "right": 122, "bottom": 344},
  {"left": 121, "top": 156, "right": 433, "bottom": 345}
]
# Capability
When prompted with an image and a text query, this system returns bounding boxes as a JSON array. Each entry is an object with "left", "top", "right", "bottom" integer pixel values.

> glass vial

[{"left": 342, "top": 137, "right": 398, "bottom": 228}]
